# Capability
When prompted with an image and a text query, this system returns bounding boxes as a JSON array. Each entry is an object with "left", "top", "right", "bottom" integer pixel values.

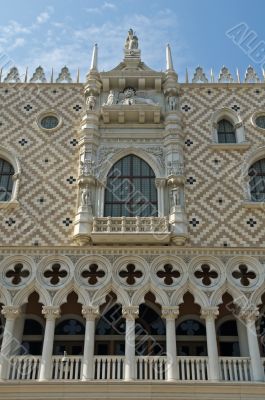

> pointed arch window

[
  {"left": 217, "top": 119, "right": 236, "bottom": 143},
  {"left": 104, "top": 155, "right": 158, "bottom": 217},
  {"left": 249, "top": 158, "right": 265, "bottom": 202},
  {"left": 0, "top": 158, "right": 14, "bottom": 201}
]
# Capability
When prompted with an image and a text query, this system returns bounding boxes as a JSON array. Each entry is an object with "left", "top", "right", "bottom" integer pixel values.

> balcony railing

[
  {"left": 91, "top": 216, "right": 171, "bottom": 243},
  {"left": 6, "top": 355, "right": 261, "bottom": 382}
]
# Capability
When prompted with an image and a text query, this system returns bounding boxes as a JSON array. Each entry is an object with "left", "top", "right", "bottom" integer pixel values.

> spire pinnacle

[
  {"left": 166, "top": 44, "right": 174, "bottom": 71},
  {"left": 90, "top": 43, "right": 98, "bottom": 71}
]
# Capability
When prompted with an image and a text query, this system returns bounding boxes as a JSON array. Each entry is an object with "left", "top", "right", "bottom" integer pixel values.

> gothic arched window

[
  {"left": 217, "top": 119, "right": 236, "bottom": 143},
  {"left": 249, "top": 158, "right": 265, "bottom": 202},
  {"left": 0, "top": 158, "right": 14, "bottom": 201},
  {"left": 104, "top": 155, "right": 158, "bottom": 217}
]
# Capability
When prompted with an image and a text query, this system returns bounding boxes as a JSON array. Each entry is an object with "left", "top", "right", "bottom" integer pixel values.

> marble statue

[
  {"left": 105, "top": 90, "right": 115, "bottom": 106},
  {"left": 124, "top": 29, "right": 138, "bottom": 50},
  {"left": 81, "top": 188, "right": 91, "bottom": 206},
  {"left": 86, "top": 95, "right": 96, "bottom": 110},
  {"left": 119, "top": 87, "right": 158, "bottom": 106},
  {"left": 168, "top": 96, "right": 177, "bottom": 111},
  {"left": 171, "top": 188, "right": 181, "bottom": 207}
]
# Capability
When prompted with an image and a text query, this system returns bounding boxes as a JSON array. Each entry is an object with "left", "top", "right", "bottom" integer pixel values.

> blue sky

[{"left": 0, "top": 0, "right": 264, "bottom": 82}]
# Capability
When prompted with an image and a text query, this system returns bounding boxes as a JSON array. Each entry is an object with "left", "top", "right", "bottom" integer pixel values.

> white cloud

[
  {"left": 36, "top": 12, "right": 50, "bottom": 24},
  {"left": 85, "top": 1, "right": 116, "bottom": 13},
  {"left": 9, "top": 37, "right": 26, "bottom": 50},
  {"left": 0, "top": 7, "right": 188, "bottom": 82}
]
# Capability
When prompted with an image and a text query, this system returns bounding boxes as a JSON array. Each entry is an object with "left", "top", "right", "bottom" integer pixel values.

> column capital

[
  {"left": 238, "top": 307, "right": 259, "bottom": 322},
  {"left": 1, "top": 305, "right": 21, "bottom": 320},
  {"left": 82, "top": 305, "right": 99, "bottom": 320},
  {"left": 201, "top": 307, "right": 219, "bottom": 320},
  {"left": 122, "top": 306, "right": 139, "bottom": 320},
  {"left": 42, "top": 306, "right": 61, "bottom": 320},
  {"left": 155, "top": 178, "right": 167, "bottom": 188},
  {"left": 162, "top": 306, "right": 179, "bottom": 319}
]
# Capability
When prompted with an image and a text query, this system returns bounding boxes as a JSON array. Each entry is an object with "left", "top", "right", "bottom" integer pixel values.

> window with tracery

[
  {"left": 104, "top": 155, "right": 157, "bottom": 217},
  {"left": 0, "top": 158, "right": 14, "bottom": 201},
  {"left": 217, "top": 119, "right": 236, "bottom": 143},
  {"left": 249, "top": 158, "right": 265, "bottom": 202}
]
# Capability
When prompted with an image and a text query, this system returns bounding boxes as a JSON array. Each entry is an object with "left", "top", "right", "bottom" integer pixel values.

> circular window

[
  {"left": 256, "top": 115, "right": 265, "bottom": 129},
  {"left": 40, "top": 115, "right": 59, "bottom": 130}
]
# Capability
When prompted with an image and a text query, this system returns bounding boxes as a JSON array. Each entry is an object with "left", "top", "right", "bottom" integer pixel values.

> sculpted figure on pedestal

[{"left": 124, "top": 28, "right": 138, "bottom": 50}]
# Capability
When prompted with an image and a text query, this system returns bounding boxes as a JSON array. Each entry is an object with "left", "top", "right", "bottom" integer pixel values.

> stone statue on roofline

[{"left": 124, "top": 28, "right": 138, "bottom": 50}]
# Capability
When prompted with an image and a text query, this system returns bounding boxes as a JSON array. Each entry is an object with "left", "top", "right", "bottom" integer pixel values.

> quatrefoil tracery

[
  {"left": 81, "top": 263, "right": 105, "bottom": 285},
  {"left": 119, "top": 264, "right": 143, "bottom": 285},
  {"left": 43, "top": 263, "right": 68, "bottom": 285},
  {"left": 194, "top": 264, "right": 218, "bottom": 286},
  {"left": 232, "top": 264, "right": 256, "bottom": 287},
  {"left": 156, "top": 264, "right": 180, "bottom": 285},
  {"left": 5, "top": 263, "right": 30, "bottom": 285}
]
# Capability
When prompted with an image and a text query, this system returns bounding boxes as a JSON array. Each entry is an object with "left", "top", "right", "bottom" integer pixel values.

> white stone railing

[
  {"left": 8, "top": 355, "right": 41, "bottom": 380},
  {"left": 219, "top": 357, "right": 251, "bottom": 381},
  {"left": 6, "top": 355, "right": 256, "bottom": 382},
  {"left": 94, "top": 356, "right": 124, "bottom": 380},
  {"left": 52, "top": 356, "right": 82, "bottom": 380},
  {"left": 92, "top": 216, "right": 169, "bottom": 233},
  {"left": 176, "top": 356, "right": 209, "bottom": 381},
  {"left": 136, "top": 356, "right": 167, "bottom": 380}
]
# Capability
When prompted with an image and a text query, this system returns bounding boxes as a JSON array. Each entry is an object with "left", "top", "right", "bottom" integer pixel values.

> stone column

[
  {"left": 0, "top": 306, "right": 21, "bottom": 380},
  {"left": 122, "top": 306, "right": 139, "bottom": 381},
  {"left": 236, "top": 318, "right": 249, "bottom": 357},
  {"left": 81, "top": 306, "right": 99, "bottom": 381},
  {"left": 162, "top": 306, "right": 179, "bottom": 381},
  {"left": 201, "top": 307, "right": 220, "bottom": 381},
  {"left": 240, "top": 308, "right": 264, "bottom": 381},
  {"left": 39, "top": 306, "right": 60, "bottom": 381},
  {"left": 155, "top": 178, "right": 166, "bottom": 217}
]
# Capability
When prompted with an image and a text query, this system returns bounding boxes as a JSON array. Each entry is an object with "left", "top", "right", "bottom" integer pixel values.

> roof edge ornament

[
  {"left": 90, "top": 43, "right": 98, "bottom": 72},
  {"left": 123, "top": 28, "right": 141, "bottom": 68},
  {"left": 166, "top": 44, "right": 174, "bottom": 72}
]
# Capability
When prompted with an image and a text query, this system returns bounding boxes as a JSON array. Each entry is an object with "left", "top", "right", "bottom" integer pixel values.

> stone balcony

[
  {"left": 91, "top": 216, "right": 171, "bottom": 244},
  {"left": 7, "top": 355, "right": 264, "bottom": 382}
]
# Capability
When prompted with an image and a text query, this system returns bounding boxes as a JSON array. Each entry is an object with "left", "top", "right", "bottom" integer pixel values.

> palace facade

[{"left": 0, "top": 30, "right": 265, "bottom": 399}]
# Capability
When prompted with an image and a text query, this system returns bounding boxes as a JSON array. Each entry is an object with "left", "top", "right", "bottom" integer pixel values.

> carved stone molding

[
  {"left": 42, "top": 306, "right": 61, "bottom": 320},
  {"left": 1, "top": 306, "right": 21, "bottom": 320},
  {"left": 238, "top": 307, "right": 260, "bottom": 322},
  {"left": 200, "top": 307, "right": 219, "bottom": 320},
  {"left": 122, "top": 306, "right": 139, "bottom": 320},
  {"left": 161, "top": 306, "right": 179, "bottom": 319},
  {"left": 82, "top": 306, "right": 99, "bottom": 320}
]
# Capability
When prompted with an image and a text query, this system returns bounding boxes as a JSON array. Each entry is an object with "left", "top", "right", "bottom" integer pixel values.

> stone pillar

[
  {"left": 155, "top": 178, "right": 166, "bottom": 217},
  {"left": 236, "top": 318, "right": 249, "bottom": 357},
  {"left": 201, "top": 307, "right": 220, "bottom": 381},
  {"left": 81, "top": 306, "right": 99, "bottom": 381},
  {"left": 240, "top": 308, "right": 264, "bottom": 381},
  {"left": 122, "top": 306, "right": 139, "bottom": 381},
  {"left": 162, "top": 306, "right": 179, "bottom": 381},
  {"left": 39, "top": 306, "right": 60, "bottom": 381},
  {"left": 0, "top": 306, "right": 21, "bottom": 380}
]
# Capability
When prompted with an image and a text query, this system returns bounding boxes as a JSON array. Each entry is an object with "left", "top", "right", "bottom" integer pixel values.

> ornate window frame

[
  {"left": 36, "top": 110, "right": 62, "bottom": 133},
  {"left": 0, "top": 146, "right": 21, "bottom": 208},
  {"left": 209, "top": 108, "right": 250, "bottom": 151},
  {"left": 251, "top": 110, "right": 265, "bottom": 132},
  {"left": 242, "top": 146, "right": 265, "bottom": 207}
]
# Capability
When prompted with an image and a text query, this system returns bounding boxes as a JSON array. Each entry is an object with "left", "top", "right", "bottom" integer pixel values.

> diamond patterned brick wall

[
  {"left": 0, "top": 84, "right": 83, "bottom": 246},
  {"left": 1, "top": 83, "right": 265, "bottom": 247},
  {"left": 182, "top": 85, "right": 265, "bottom": 247}
]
